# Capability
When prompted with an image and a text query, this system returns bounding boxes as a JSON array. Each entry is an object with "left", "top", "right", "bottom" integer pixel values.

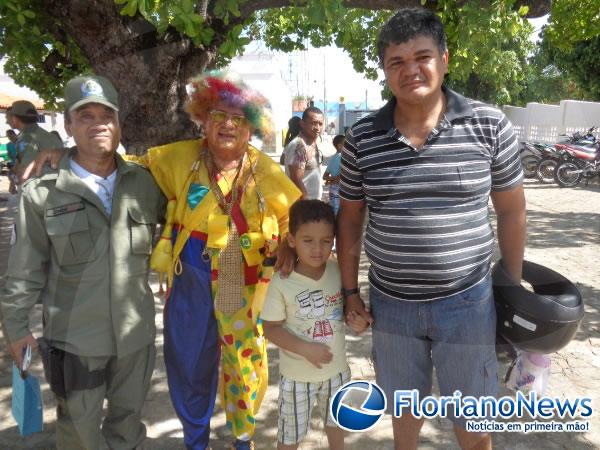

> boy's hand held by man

[{"left": 347, "top": 311, "right": 370, "bottom": 334}]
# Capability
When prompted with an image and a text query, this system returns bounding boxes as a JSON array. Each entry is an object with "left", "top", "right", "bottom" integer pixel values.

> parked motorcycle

[
  {"left": 519, "top": 142, "right": 552, "bottom": 178},
  {"left": 557, "top": 127, "right": 597, "bottom": 145},
  {"left": 535, "top": 146, "right": 563, "bottom": 183},
  {"left": 554, "top": 144, "right": 600, "bottom": 188},
  {"left": 536, "top": 128, "right": 597, "bottom": 184}
]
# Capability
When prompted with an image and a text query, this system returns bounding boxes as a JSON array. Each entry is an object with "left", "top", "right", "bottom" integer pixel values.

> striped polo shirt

[{"left": 340, "top": 87, "right": 523, "bottom": 301}]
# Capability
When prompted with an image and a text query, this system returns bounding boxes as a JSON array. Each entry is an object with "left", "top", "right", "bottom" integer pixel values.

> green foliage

[
  {"left": 518, "top": 63, "right": 584, "bottom": 105},
  {"left": 545, "top": 0, "right": 600, "bottom": 50},
  {"left": 439, "top": 0, "right": 534, "bottom": 105},
  {"left": 113, "top": 0, "right": 245, "bottom": 50},
  {"left": 0, "top": 0, "right": 87, "bottom": 109},
  {"left": 531, "top": 31, "right": 600, "bottom": 101}
]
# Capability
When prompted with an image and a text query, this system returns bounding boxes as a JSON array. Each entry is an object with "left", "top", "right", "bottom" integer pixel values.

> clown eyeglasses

[{"left": 208, "top": 110, "right": 249, "bottom": 127}]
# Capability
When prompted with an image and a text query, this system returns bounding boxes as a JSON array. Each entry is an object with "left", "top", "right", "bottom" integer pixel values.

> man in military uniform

[
  {"left": 8, "top": 100, "right": 64, "bottom": 181},
  {"left": 0, "top": 75, "right": 164, "bottom": 450}
]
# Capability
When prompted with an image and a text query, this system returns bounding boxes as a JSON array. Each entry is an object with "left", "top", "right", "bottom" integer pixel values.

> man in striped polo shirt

[{"left": 337, "top": 8, "right": 526, "bottom": 450}]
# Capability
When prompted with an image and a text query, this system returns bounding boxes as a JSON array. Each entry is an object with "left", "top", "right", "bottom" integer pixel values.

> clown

[{"left": 139, "top": 72, "right": 300, "bottom": 449}]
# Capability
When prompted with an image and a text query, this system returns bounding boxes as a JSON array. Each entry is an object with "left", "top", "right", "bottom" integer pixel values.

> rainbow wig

[{"left": 187, "top": 70, "right": 274, "bottom": 138}]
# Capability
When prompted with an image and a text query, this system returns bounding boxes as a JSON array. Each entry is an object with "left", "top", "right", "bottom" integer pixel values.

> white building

[{"left": 228, "top": 51, "right": 293, "bottom": 155}]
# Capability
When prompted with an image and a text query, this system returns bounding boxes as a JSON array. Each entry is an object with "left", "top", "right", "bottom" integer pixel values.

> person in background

[
  {"left": 284, "top": 107, "right": 324, "bottom": 200},
  {"left": 8, "top": 100, "right": 63, "bottom": 182},
  {"left": 338, "top": 7, "right": 526, "bottom": 450},
  {"left": 323, "top": 134, "right": 345, "bottom": 216},
  {"left": 327, "top": 122, "right": 338, "bottom": 135},
  {"left": 0, "top": 75, "right": 163, "bottom": 449},
  {"left": 280, "top": 116, "right": 302, "bottom": 165},
  {"left": 262, "top": 199, "right": 367, "bottom": 450}
]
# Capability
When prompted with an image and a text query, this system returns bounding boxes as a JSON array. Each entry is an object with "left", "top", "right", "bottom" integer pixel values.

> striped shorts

[{"left": 277, "top": 368, "right": 351, "bottom": 445}]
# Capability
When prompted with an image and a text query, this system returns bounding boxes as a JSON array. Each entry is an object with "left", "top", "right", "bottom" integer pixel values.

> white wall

[
  {"left": 503, "top": 105, "right": 528, "bottom": 142},
  {"left": 526, "top": 102, "right": 561, "bottom": 143},
  {"left": 561, "top": 100, "right": 600, "bottom": 135},
  {"left": 503, "top": 100, "right": 600, "bottom": 143}
]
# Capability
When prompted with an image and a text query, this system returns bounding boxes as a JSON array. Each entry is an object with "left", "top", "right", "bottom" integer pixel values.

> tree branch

[
  {"left": 197, "top": 0, "right": 209, "bottom": 18},
  {"left": 240, "top": 0, "right": 551, "bottom": 19},
  {"left": 515, "top": 0, "right": 551, "bottom": 18}
]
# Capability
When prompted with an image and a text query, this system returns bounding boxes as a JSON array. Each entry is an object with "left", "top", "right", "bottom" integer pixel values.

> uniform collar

[
  {"left": 55, "top": 148, "right": 130, "bottom": 220},
  {"left": 57, "top": 147, "right": 133, "bottom": 175},
  {"left": 18, "top": 123, "right": 41, "bottom": 137},
  {"left": 371, "top": 85, "right": 474, "bottom": 131}
]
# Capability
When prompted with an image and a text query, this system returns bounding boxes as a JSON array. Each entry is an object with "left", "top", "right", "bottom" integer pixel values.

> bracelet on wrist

[{"left": 341, "top": 287, "right": 359, "bottom": 298}]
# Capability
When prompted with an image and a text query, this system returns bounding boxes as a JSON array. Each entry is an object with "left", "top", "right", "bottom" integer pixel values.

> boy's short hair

[
  {"left": 332, "top": 134, "right": 345, "bottom": 148},
  {"left": 377, "top": 7, "right": 447, "bottom": 67},
  {"left": 289, "top": 199, "right": 335, "bottom": 235}
]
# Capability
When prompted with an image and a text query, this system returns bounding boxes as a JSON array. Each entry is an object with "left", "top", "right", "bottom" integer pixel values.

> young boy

[
  {"left": 322, "top": 135, "right": 344, "bottom": 215},
  {"left": 262, "top": 199, "right": 367, "bottom": 450}
]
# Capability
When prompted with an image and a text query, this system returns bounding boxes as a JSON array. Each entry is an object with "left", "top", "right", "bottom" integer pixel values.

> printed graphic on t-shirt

[
  {"left": 292, "top": 141, "right": 318, "bottom": 171},
  {"left": 294, "top": 289, "right": 343, "bottom": 343}
]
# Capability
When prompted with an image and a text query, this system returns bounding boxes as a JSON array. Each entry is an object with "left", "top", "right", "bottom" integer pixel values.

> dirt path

[{"left": 0, "top": 175, "right": 598, "bottom": 449}]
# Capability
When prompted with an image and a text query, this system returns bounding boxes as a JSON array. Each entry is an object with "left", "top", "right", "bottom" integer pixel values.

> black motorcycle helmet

[{"left": 492, "top": 260, "right": 584, "bottom": 354}]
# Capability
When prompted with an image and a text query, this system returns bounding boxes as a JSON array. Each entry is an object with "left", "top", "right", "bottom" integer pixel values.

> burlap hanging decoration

[
  {"left": 214, "top": 220, "right": 244, "bottom": 314},
  {"left": 206, "top": 151, "right": 249, "bottom": 316}
]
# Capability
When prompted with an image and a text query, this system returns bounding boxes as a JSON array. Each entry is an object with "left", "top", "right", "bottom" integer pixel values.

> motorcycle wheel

[
  {"left": 555, "top": 161, "right": 583, "bottom": 188},
  {"left": 536, "top": 158, "right": 557, "bottom": 183},
  {"left": 521, "top": 155, "right": 540, "bottom": 178}
]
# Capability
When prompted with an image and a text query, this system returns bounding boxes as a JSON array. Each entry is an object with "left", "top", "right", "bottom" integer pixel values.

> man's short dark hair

[
  {"left": 6, "top": 129, "right": 16, "bottom": 137},
  {"left": 333, "top": 134, "right": 345, "bottom": 148},
  {"left": 302, "top": 106, "right": 323, "bottom": 121},
  {"left": 377, "top": 8, "right": 447, "bottom": 67},
  {"left": 289, "top": 199, "right": 335, "bottom": 235}
]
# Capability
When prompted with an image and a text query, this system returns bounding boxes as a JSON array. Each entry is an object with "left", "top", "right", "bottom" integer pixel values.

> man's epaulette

[
  {"left": 22, "top": 169, "right": 59, "bottom": 188},
  {"left": 126, "top": 159, "right": 150, "bottom": 170},
  {"left": 124, "top": 157, "right": 145, "bottom": 167}
]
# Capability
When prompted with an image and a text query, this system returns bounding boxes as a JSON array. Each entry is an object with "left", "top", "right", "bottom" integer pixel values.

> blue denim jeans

[
  {"left": 370, "top": 277, "right": 498, "bottom": 427},
  {"left": 328, "top": 184, "right": 340, "bottom": 216}
]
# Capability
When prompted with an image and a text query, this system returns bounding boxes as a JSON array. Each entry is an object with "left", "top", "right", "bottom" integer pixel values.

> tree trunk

[{"left": 45, "top": 0, "right": 218, "bottom": 153}]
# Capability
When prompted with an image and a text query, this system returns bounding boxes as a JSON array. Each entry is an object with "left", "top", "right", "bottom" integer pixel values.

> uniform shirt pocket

[
  {"left": 46, "top": 212, "right": 95, "bottom": 265},
  {"left": 128, "top": 206, "right": 156, "bottom": 255}
]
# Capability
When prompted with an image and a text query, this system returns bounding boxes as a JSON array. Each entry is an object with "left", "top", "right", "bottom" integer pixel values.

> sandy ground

[{"left": 0, "top": 171, "right": 598, "bottom": 449}]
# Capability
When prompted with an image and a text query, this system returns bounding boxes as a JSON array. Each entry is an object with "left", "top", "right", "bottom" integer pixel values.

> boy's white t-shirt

[{"left": 261, "top": 260, "right": 348, "bottom": 382}]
